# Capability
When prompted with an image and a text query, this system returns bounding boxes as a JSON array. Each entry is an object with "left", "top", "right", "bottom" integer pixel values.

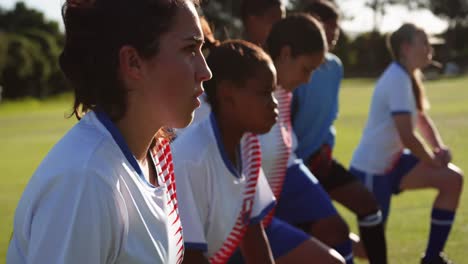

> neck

[
  {"left": 397, "top": 58, "right": 417, "bottom": 74},
  {"left": 275, "top": 63, "right": 292, "bottom": 92},
  {"left": 215, "top": 111, "right": 244, "bottom": 165},
  {"left": 115, "top": 109, "right": 161, "bottom": 163}
]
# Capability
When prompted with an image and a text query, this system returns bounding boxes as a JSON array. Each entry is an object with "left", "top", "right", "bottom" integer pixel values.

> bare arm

[
  {"left": 393, "top": 114, "right": 442, "bottom": 167},
  {"left": 182, "top": 249, "right": 210, "bottom": 264},
  {"left": 417, "top": 112, "right": 452, "bottom": 164},
  {"left": 417, "top": 112, "right": 445, "bottom": 149},
  {"left": 239, "top": 223, "right": 275, "bottom": 264}
]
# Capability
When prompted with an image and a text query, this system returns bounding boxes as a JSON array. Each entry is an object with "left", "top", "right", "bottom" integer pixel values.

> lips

[
  {"left": 192, "top": 89, "right": 204, "bottom": 108},
  {"left": 194, "top": 88, "right": 204, "bottom": 98}
]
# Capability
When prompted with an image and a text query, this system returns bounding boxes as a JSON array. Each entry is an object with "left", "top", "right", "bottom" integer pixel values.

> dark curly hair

[{"left": 203, "top": 39, "right": 273, "bottom": 112}]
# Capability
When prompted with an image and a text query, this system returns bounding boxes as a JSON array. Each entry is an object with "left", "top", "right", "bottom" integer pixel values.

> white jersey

[
  {"left": 7, "top": 111, "right": 184, "bottom": 264},
  {"left": 259, "top": 87, "right": 300, "bottom": 225},
  {"left": 351, "top": 62, "right": 418, "bottom": 174},
  {"left": 172, "top": 114, "right": 275, "bottom": 263}
]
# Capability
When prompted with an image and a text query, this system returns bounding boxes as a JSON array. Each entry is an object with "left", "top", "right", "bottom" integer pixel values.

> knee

[
  {"left": 329, "top": 249, "right": 346, "bottom": 264},
  {"left": 354, "top": 192, "right": 381, "bottom": 217},
  {"left": 310, "top": 215, "right": 350, "bottom": 244},
  {"left": 439, "top": 168, "right": 463, "bottom": 195}
]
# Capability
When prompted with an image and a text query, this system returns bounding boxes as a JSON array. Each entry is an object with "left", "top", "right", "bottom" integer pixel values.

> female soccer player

[
  {"left": 7, "top": 0, "right": 211, "bottom": 263},
  {"left": 350, "top": 23, "right": 463, "bottom": 264},
  {"left": 173, "top": 39, "right": 343, "bottom": 264},
  {"left": 292, "top": 2, "right": 387, "bottom": 263},
  {"left": 257, "top": 13, "right": 355, "bottom": 264}
]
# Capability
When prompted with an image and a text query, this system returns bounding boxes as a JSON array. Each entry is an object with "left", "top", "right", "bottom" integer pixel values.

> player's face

[
  {"left": 408, "top": 31, "right": 433, "bottom": 68},
  {"left": 233, "top": 63, "right": 278, "bottom": 134},
  {"left": 280, "top": 51, "right": 325, "bottom": 92},
  {"left": 249, "top": 4, "right": 285, "bottom": 46},
  {"left": 140, "top": 1, "right": 212, "bottom": 129},
  {"left": 323, "top": 18, "right": 340, "bottom": 51}
]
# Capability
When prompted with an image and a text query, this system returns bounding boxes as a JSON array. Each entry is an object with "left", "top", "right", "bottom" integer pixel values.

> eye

[{"left": 185, "top": 44, "right": 198, "bottom": 57}]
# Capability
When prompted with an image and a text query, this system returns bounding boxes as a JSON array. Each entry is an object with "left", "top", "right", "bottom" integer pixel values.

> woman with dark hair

[
  {"left": 173, "top": 40, "right": 278, "bottom": 264},
  {"left": 350, "top": 23, "right": 463, "bottom": 264},
  {"left": 7, "top": 0, "right": 211, "bottom": 263},
  {"left": 258, "top": 13, "right": 354, "bottom": 264},
  {"left": 292, "top": 1, "right": 388, "bottom": 263},
  {"left": 173, "top": 38, "right": 343, "bottom": 264},
  {"left": 241, "top": 0, "right": 285, "bottom": 47}
]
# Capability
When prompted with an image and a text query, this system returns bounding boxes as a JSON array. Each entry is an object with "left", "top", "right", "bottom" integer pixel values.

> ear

[
  {"left": 119, "top": 45, "right": 144, "bottom": 80},
  {"left": 400, "top": 42, "right": 412, "bottom": 59}
]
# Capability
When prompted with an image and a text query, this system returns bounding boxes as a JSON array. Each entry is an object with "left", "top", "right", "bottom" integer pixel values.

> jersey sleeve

[
  {"left": 10, "top": 170, "right": 124, "bottom": 264},
  {"left": 173, "top": 159, "right": 209, "bottom": 252},
  {"left": 388, "top": 74, "right": 414, "bottom": 115},
  {"left": 250, "top": 168, "right": 276, "bottom": 224}
]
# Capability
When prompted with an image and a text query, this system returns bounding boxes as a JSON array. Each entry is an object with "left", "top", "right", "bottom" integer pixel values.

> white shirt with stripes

[
  {"left": 258, "top": 87, "right": 298, "bottom": 225},
  {"left": 7, "top": 111, "right": 184, "bottom": 264},
  {"left": 172, "top": 114, "right": 275, "bottom": 263}
]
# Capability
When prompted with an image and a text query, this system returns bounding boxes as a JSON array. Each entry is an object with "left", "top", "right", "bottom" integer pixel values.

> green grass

[
  {"left": 0, "top": 94, "right": 76, "bottom": 261},
  {"left": 0, "top": 76, "right": 467, "bottom": 262}
]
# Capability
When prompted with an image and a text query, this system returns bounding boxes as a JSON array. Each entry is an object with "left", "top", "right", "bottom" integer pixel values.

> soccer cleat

[{"left": 421, "top": 252, "right": 455, "bottom": 264}]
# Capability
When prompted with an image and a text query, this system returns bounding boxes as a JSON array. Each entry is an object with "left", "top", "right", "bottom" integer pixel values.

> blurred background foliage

[{"left": 0, "top": 0, "right": 467, "bottom": 100}]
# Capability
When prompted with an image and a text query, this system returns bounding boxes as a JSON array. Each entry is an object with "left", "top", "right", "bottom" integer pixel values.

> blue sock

[
  {"left": 423, "top": 208, "right": 455, "bottom": 261},
  {"left": 334, "top": 240, "right": 354, "bottom": 264}
]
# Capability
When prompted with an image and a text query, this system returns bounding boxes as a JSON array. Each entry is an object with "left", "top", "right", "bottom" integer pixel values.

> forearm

[
  {"left": 417, "top": 113, "right": 445, "bottom": 150},
  {"left": 401, "top": 132, "right": 436, "bottom": 165},
  {"left": 240, "top": 223, "right": 275, "bottom": 264}
]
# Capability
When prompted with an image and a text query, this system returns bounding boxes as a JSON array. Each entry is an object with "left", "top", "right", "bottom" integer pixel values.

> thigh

[
  {"left": 328, "top": 180, "right": 380, "bottom": 217},
  {"left": 322, "top": 159, "right": 360, "bottom": 192},
  {"left": 276, "top": 163, "right": 337, "bottom": 224},
  {"left": 265, "top": 218, "right": 310, "bottom": 260},
  {"left": 351, "top": 167, "right": 393, "bottom": 221},
  {"left": 400, "top": 162, "right": 463, "bottom": 191},
  {"left": 275, "top": 237, "right": 345, "bottom": 264}
]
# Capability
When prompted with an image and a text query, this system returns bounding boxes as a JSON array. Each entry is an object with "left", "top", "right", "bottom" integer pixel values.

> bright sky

[
  {"left": 0, "top": 0, "right": 449, "bottom": 35},
  {"left": 336, "top": 0, "right": 448, "bottom": 35}
]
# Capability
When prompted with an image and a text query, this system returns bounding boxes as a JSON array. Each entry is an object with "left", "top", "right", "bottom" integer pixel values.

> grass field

[{"left": 1, "top": 76, "right": 467, "bottom": 263}]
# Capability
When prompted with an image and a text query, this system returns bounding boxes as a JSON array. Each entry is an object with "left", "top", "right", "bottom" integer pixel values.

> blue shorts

[
  {"left": 275, "top": 161, "right": 337, "bottom": 224},
  {"left": 266, "top": 217, "right": 310, "bottom": 258},
  {"left": 350, "top": 150, "right": 419, "bottom": 222},
  {"left": 227, "top": 217, "right": 309, "bottom": 263}
]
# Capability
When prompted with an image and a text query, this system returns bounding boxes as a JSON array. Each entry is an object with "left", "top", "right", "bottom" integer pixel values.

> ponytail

[{"left": 409, "top": 69, "right": 429, "bottom": 112}]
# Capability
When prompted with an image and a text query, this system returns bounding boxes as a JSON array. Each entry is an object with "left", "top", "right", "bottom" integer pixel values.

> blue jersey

[{"left": 292, "top": 53, "right": 343, "bottom": 160}]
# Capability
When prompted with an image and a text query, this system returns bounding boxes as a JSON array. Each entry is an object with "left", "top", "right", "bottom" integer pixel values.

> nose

[{"left": 197, "top": 54, "right": 212, "bottom": 83}]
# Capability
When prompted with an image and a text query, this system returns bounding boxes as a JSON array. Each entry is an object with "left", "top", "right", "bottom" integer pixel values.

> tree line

[
  {"left": 0, "top": 2, "right": 66, "bottom": 100},
  {"left": 0, "top": 0, "right": 467, "bottom": 100}
]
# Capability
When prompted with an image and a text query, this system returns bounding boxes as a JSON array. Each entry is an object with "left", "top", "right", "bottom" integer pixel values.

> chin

[
  {"left": 256, "top": 123, "right": 275, "bottom": 135},
  {"left": 171, "top": 114, "right": 194, "bottom": 129}
]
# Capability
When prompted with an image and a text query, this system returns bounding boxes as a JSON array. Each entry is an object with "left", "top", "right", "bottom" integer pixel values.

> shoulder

[
  {"left": 381, "top": 63, "right": 411, "bottom": 83},
  {"left": 172, "top": 118, "right": 217, "bottom": 172},
  {"left": 326, "top": 53, "right": 342, "bottom": 67},
  {"left": 28, "top": 114, "right": 133, "bottom": 204}
]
